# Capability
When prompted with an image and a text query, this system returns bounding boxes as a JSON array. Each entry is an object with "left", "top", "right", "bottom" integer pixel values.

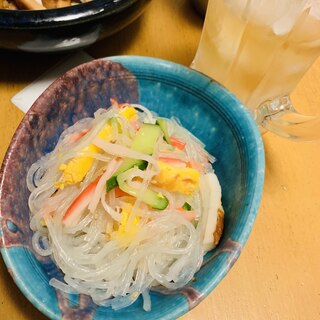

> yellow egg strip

[
  {"left": 111, "top": 203, "right": 140, "bottom": 247},
  {"left": 152, "top": 161, "right": 200, "bottom": 195}
]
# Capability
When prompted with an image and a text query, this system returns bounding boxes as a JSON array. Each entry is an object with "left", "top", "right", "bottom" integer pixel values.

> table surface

[{"left": 0, "top": 1, "right": 320, "bottom": 319}]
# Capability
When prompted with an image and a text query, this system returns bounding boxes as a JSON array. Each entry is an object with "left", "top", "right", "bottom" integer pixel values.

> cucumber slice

[
  {"left": 106, "top": 123, "right": 162, "bottom": 191},
  {"left": 106, "top": 160, "right": 147, "bottom": 191},
  {"left": 156, "top": 118, "right": 171, "bottom": 145},
  {"left": 182, "top": 202, "right": 192, "bottom": 211},
  {"left": 117, "top": 169, "right": 169, "bottom": 210},
  {"left": 131, "top": 123, "right": 162, "bottom": 154}
]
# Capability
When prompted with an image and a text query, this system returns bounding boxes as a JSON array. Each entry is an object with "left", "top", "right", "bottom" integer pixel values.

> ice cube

[
  {"left": 271, "top": 0, "right": 309, "bottom": 35},
  {"left": 247, "top": 0, "right": 292, "bottom": 28},
  {"left": 272, "top": 16, "right": 296, "bottom": 35}
]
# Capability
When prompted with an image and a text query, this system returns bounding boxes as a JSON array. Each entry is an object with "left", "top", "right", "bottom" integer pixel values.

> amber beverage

[{"left": 192, "top": 0, "right": 320, "bottom": 140}]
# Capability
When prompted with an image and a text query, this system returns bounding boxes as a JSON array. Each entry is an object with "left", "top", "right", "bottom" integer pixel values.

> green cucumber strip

[
  {"left": 106, "top": 160, "right": 147, "bottom": 192},
  {"left": 156, "top": 118, "right": 171, "bottom": 145},
  {"left": 182, "top": 202, "right": 192, "bottom": 211},
  {"left": 106, "top": 123, "right": 161, "bottom": 192},
  {"left": 117, "top": 170, "right": 169, "bottom": 210},
  {"left": 131, "top": 123, "right": 162, "bottom": 154},
  {"left": 106, "top": 176, "right": 118, "bottom": 192}
]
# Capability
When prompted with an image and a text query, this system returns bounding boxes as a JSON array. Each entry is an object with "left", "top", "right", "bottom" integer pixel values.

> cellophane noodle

[{"left": 27, "top": 102, "right": 217, "bottom": 311}]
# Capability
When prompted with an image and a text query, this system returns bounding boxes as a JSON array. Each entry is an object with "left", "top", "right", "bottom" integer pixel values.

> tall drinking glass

[{"left": 192, "top": 0, "right": 320, "bottom": 140}]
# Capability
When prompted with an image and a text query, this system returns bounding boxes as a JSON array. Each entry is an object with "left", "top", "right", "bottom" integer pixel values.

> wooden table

[{"left": 0, "top": 1, "right": 320, "bottom": 319}]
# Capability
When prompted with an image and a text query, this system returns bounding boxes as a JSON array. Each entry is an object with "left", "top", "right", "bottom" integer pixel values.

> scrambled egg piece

[
  {"left": 111, "top": 204, "right": 140, "bottom": 247},
  {"left": 120, "top": 106, "right": 138, "bottom": 120},
  {"left": 55, "top": 106, "right": 137, "bottom": 189},
  {"left": 152, "top": 161, "right": 200, "bottom": 195},
  {"left": 56, "top": 144, "right": 99, "bottom": 189},
  {"left": 55, "top": 124, "right": 111, "bottom": 189}
]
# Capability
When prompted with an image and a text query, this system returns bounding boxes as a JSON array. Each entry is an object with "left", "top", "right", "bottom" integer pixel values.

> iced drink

[{"left": 192, "top": 0, "right": 320, "bottom": 111}]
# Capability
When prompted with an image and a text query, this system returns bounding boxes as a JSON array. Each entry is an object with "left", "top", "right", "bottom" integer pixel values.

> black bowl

[{"left": 0, "top": 0, "right": 151, "bottom": 53}]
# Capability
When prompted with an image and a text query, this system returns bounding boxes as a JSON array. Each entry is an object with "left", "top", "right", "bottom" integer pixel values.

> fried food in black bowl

[{"left": 0, "top": 0, "right": 151, "bottom": 52}]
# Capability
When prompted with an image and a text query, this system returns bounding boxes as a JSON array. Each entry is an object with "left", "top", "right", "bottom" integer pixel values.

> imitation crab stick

[
  {"left": 158, "top": 157, "right": 205, "bottom": 173},
  {"left": 169, "top": 137, "right": 186, "bottom": 150},
  {"left": 62, "top": 176, "right": 101, "bottom": 227},
  {"left": 67, "top": 129, "right": 90, "bottom": 144},
  {"left": 158, "top": 157, "right": 188, "bottom": 167},
  {"left": 179, "top": 210, "right": 196, "bottom": 222}
]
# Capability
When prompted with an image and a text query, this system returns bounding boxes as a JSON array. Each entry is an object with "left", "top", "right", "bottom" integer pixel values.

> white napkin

[{"left": 11, "top": 51, "right": 94, "bottom": 113}]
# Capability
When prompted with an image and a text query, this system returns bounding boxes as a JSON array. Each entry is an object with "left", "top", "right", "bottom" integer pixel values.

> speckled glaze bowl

[
  {"left": 0, "top": 0, "right": 151, "bottom": 52},
  {"left": 0, "top": 56, "right": 265, "bottom": 319}
]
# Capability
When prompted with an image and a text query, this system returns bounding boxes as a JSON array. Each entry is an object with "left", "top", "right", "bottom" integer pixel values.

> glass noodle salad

[{"left": 27, "top": 101, "right": 224, "bottom": 311}]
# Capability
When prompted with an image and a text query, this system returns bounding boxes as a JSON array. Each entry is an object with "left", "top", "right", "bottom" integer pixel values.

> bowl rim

[
  {"left": 0, "top": 0, "right": 142, "bottom": 29},
  {"left": 0, "top": 55, "right": 265, "bottom": 320}
]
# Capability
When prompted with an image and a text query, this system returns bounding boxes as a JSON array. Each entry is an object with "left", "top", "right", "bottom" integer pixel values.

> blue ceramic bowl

[
  {"left": 0, "top": 56, "right": 265, "bottom": 319},
  {"left": 0, "top": 0, "right": 151, "bottom": 52}
]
